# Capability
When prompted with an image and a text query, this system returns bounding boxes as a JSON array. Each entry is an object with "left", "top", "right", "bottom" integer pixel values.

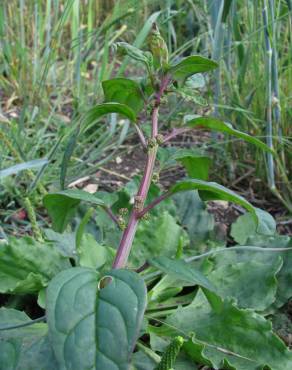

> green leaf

[
  {"left": 0, "top": 158, "right": 48, "bottom": 179},
  {"left": 231, "top": 208, "right": 276, "bottom": 245},
  {"left": 168, "top": 56, "right": 218, "bottom": 81},
  {"left": 165, "top": 290, "right": 292, "bottom": 370},
  {"left": 242, "top": 235, "right": 292, "bottom": 308},
  {"left": 130, "top": 211, "right": 186, "bottom": 267},
  {"left": 0, "top": 237, "right": 70, "bottom": 294},
  {"left": 172, "top": 149, "right": 211, "bottom": 180},
  {"left": 78, "top": 233, "right": 114, "bottom": 270},
  {"left": 47, "top": 267, "right": 147, "bottom": 370},
  {"left": 114, "top": 42, "right": 153, "bottom": 69},
  {"left": 173, "top": 191, "right": 215, "bottom": 246},
  {"left": 208, "top": 251, "right": 282, "bottom": 310},
  {"left": 148, "top": 257, "right": 215, "bottom": 292},
  {"left": 169, "top": 179, "right": 257, "bottom": 223},
  {"left": 186, "top": 116, "right": 274, "bottom": 153},
  {"left": 132, "top": 351, "right": 157, "bottom": 370},
  {"left": 118, "top": 11, "right": 161, "bottom": 74},
  {"left": 44, "top": 229, "right": 76, "bottom": 257},
  {"left": 43, "top": 189, "right": 105, "bottom": 233},
  {"left": 60, "top": 125, "right": 80, "bottom": 189},
  {"left": 0, "top": 308, "right": 57, "bottom": 370},
  {"left": 222, "top": 0, "right": 233, "bottom": 22},
  {"left": 82, "top": 102, "right": 137, "bottom": 127},
  {"left": 102, "top": 78, "right": 145, "bottom": 114}
]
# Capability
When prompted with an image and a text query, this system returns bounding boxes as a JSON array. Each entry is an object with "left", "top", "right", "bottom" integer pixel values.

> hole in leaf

[{"left": 98, "top": 276, "right": 113, "bottom": 290}]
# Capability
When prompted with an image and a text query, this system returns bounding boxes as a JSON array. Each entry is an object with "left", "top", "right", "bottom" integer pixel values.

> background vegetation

[
  {"left": 0, "top": 0, "right": 291, "bottom": 233},
  {"left": 0, "top": 2, "right": 292, "bottom": 369}
]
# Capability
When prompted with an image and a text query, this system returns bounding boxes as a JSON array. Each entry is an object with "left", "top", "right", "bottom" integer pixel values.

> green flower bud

[
  {"left": 152, "top": 172, "right": 160, "bottom": 183},
  {"left": 147, "top": 137, "right": 157, "bottom": 149},
  {"left": 117, "top": 216, "right": 126, "bottom": 230},
  {"left": 156, "top": 134, "right": 164, "bottom": 145},
  {"left": 148, "top": 23, "right": 169, "bottom": 70},
  {"left": 118, "top": 208, "right": 129, "bottom": 216},
  {"left": 141, "top": 212, "right": 150, "bottom": 221}
]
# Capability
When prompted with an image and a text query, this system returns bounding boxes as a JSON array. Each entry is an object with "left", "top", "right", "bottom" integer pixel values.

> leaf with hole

[{"left": 46, "top": 267, "right": 147, "bottom": 370}]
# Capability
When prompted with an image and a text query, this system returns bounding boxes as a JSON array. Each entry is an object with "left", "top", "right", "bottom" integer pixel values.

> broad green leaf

[
  {"left": 78, "top": 233, "right": 114, "bottom": 270},
  {"left": 130, "top": 211, "right": 186, "bottom": 267},
  {"left": 168, "top": 56, "right": 218, "bottom": 81},
  {"left": 102, "top": 78, "right": 144, "bottom": 114},
  {"left": 82, "top": 102, "right": 137, "bottom": 129},
  {"left": 148, "top": 257, "right": 215, "bottom": 292},
  {"left": 169, "top": 179, "right": 257, "bottom": 223},
  {"left": 165, "top": 289, "right": 292, "bottom": 370},
  {"left": 47, "top": 267, "right": 147, "bottom": 370},
  {"left": 132, "top": 352, "right": 157, "bottom": 370},
  {"left": 0, "top": 339, "right": 20, "bottom": 370},
  {"left": 94, "top": 190, "right": 119, "bottom": 208},
  {"left": 208, "top": 252, "right": 282, "bottom": 310},
  {"left": 173, "top": 191, "right": 215, "bottom": 246},
  {"left": 44, "top": 229, "right": 76, "bottom": 257},
  {"left": 231, "top": 208, "right": 276, "bottom": 245},
  {"left": 148, "top": 274, "right": 184, "bottom": 305},
  {"left": 185, "top": 74, "right": 206, "bottom": 89},
  {"left": 0, "top": 308, "right": 57, "bottom": 370},
  {"left": 186, "top": 117, "right": 274, "bottom": 153},
  {"left": 172, "top": 149, "right": 211, "bottom": 180},
  {"left": 274, "top": 237, "right": 292, "bottom": 307},
  {"left": 43, "top": 189, "right": 105, "bottom": 233},
  {"left": 241, "top": 235, "right": 292, "bottom": 307},
  {"left": 0, "top": 237, "right": 70, "bottom": 294}
]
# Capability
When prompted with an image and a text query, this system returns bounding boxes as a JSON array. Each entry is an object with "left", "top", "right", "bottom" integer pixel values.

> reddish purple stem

[
  {"left": 112, "top": 76, "right": 170, "bottom": 269},
  {"left": 137, "top": 192, "right": 169, "bottom": 218}
]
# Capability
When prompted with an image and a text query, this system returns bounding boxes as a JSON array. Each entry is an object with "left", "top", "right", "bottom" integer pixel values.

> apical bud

[{"left": 147, "top": 23, "right": 169, "bottom": 70}]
